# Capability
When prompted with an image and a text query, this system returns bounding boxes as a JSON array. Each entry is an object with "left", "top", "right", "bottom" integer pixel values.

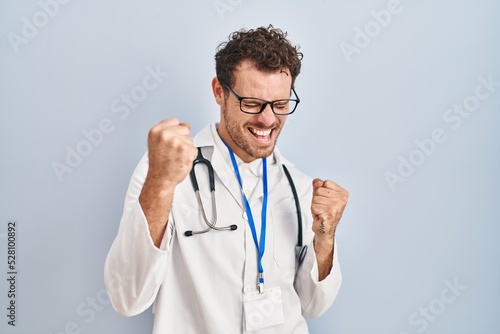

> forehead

[{"left": 232, "top": 60, "right": 292, "bottom": 98}]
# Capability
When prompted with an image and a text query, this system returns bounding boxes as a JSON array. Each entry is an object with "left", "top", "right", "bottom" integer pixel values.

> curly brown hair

[{"left": 215, "top": 25, "right": 303, "bottom": 91}]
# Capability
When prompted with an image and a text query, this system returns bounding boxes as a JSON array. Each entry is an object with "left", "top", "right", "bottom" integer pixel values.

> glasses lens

[
  {"left": 273, "top": 100, "right": 297, "bottom": 115},
  {"left": 240, "top": 98, "right": 265, "bottom": 114},
  {"left": 239, "top": 97, "right": 299, "bottom": 115}
]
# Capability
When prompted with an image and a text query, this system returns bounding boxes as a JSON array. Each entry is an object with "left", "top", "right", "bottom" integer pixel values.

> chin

[{"left": 247, "top": 144, "right": 275, "bottom": 160}]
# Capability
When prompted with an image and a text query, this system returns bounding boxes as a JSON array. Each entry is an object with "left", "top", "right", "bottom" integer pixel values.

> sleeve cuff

[
  {"left": 304, "top": 239, "right": 341, "bottom": 286},
  {"left": 122, "top": 200, "right": 173, "bottom": 255}
]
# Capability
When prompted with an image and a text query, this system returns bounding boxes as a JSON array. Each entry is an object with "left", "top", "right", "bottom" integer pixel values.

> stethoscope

[
  {"left": 184, "top": 148, "right": 238, "bottom": 236},
  {"left": 185, "top": 147, "right": 308, "bottom": 264}
]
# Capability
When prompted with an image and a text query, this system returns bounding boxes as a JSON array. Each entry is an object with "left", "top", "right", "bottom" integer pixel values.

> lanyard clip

[{"left": 258, "top": 273, "right": 264, "bottom": 294}]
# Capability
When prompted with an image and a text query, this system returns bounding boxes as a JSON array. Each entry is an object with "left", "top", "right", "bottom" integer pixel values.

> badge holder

[{"left": 243, "top": 286, "right": 285, "bottom": 331}]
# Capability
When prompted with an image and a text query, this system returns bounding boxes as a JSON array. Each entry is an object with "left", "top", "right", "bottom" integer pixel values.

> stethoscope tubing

[
  {"left": 185, "top": 148, "right": 237, "bottom": 236},
  {"left": 184, "top": 147, "right": 307, "bottom": 264}
]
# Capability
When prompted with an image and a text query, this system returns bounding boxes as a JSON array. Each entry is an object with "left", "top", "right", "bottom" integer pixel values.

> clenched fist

[
  {"left": 140, "top": 118, "right": 198, "bottom": 247},
  {"left": 310, "top": 178, "right": 348, "bottom": 280},
  {"left": 311, "top": 179, "right": 348, "bottom": 246},
  {"left": 146, "top": 118, "right": 198, "bottom": 188}
]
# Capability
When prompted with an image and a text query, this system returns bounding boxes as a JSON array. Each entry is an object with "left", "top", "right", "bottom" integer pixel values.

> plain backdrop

[{"left": 1, "top": 0, "right": 499, "bottom": 333}]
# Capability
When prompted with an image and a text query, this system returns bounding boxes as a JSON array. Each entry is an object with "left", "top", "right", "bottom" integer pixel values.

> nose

[{"left": 255, "top": 103, "right": 276, "bottom": 126}]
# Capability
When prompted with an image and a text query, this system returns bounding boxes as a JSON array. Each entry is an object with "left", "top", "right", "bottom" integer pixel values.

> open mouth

[{"left": 248, "top": 127, "right": 274, "bottom": 144}]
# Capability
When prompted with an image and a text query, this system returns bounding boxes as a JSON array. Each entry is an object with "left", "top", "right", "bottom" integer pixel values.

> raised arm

[
  {"left": 311, "top": 178, "right": 348, "bottom": 281},
  {"left": 139, "top": 118, "right": 198, "bottom": 247},
  {"left": 104, "top": 118, "right": 197, "bottom": 316}
]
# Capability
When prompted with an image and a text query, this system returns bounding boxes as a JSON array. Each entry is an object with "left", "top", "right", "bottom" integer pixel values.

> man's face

[{"left": 214, "top": 60, "right": 293, "bottom": 162}]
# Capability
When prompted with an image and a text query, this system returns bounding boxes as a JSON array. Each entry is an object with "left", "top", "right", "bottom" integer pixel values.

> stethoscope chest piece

[{"left": 296, "top": 245, "right": 308, "bottom": 264}]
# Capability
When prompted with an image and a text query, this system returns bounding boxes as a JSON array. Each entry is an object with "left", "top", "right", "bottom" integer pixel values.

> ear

[{"left": 211, "top": 77, "right": 225, "bottom": 106}]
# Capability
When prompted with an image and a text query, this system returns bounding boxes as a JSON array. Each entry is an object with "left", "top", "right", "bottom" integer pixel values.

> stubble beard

[{"left": 221, "top": 104, "right": 283, "bottom": 160}]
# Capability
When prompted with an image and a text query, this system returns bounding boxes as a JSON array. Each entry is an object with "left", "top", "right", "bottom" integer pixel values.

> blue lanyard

[{"left": 223, "top": 142, "right": 268, "bottom": 293}]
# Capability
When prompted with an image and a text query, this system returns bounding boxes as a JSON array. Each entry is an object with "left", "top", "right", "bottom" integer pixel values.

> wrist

[
  {"left": 314, "top": 234, "right": 335, "bottom": 281},
  {"left": 314, "top": 233, "right": 335, "bottom": 251},
  {"left": 144, "top": 168, "right": 178, "bottom": 193}
]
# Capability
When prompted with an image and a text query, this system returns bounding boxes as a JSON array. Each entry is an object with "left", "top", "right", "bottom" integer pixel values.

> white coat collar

[{"left": 193, "top": 123, "right": 287, "bottom": 205}]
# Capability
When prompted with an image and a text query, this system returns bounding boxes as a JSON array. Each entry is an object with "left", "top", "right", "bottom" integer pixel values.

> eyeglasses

[{"left": 223, "top": 84, "right": 300, "bottom": 115}]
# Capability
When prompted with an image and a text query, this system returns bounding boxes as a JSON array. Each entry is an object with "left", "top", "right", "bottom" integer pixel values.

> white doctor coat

[{"left": 104, "top": 123, "right": 342, "bottom": 333}]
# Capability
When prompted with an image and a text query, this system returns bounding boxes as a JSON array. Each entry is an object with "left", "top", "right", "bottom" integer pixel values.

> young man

[{"left": 104, "top": 25, "right": 348, "bottom": 333}]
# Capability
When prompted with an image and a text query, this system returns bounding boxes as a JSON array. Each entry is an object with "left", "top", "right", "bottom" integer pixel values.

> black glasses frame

[{"left": 223, "top": 84, "right": 300, "bottom": 115}]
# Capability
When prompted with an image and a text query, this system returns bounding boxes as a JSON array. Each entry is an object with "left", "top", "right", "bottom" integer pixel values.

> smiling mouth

[{"left": 248, "top": 127, "right": 273, "bottom": 143}]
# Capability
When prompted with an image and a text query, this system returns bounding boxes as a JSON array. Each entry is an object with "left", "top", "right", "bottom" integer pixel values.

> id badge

[{"left": 243, "top": 286, "right": 285, "bottom": 331}]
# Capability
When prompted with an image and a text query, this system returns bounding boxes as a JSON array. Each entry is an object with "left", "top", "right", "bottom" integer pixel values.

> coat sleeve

[
  {"left": 294, "top": 238, "right": 342, "bottom": 318},
  {"left": 103, "top": 153, "right": 174, "bottom": 317}
]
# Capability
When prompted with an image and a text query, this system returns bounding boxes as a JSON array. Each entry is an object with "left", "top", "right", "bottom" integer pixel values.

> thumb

[
  {"left": 178, "top": 122, "right": 192, "bottom": 132},
  {"left": 312, "top": 178, "right": 324, "bottom": 191}
]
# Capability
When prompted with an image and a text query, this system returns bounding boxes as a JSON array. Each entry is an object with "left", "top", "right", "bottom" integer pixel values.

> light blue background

[{"left": 1, "top": 0, "right": 499, "bottom": 333}]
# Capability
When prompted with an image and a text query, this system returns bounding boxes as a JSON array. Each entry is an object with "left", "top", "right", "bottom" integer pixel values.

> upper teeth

[{"left": 252, "top": 129, "right": 271, "bottom": 136}]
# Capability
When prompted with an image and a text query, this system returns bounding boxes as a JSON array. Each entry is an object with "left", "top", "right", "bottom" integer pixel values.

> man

[{"left": 104, "top": 25, "right": 348, "bottom": 333}]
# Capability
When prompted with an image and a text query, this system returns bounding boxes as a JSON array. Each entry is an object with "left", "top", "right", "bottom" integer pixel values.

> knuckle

[
  {"left": 176, "top": 142, "right": 189, "bottom": 154},
  {"left": 169, "top": 135, "right": 184, "bottom": 147},
  {"left": 180, "top": 124, "right": 191, "bottom": 134},
  {"left": 149, "top": 125, "right": 161, "bottom": 138}
]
